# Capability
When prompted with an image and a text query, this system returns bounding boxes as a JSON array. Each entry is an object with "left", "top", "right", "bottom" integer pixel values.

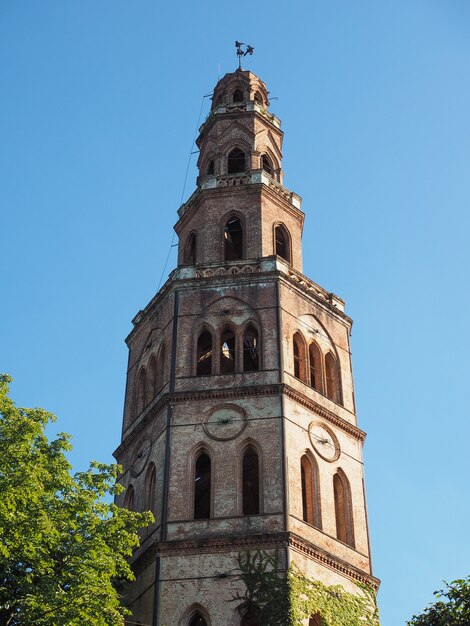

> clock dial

[
  {"left": 203, "top": 404, "right": 247, "bottom": 441},
  {"left": 308, "top": 422, "right": 340, "bottom": 462}
]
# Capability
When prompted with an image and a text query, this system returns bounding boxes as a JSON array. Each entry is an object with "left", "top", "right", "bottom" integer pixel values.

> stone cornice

[
  {"left": 115, "top": 383, "right": 365, "bottom": 460},
  {"left": 283, "top": 385, "right": 365, "bottom": 442},
  {"left": 288, "top": 533, "right": 380, "bottom": 591},
  {"left": 130, "top": 531, "right": 379, "bottom": 591}
]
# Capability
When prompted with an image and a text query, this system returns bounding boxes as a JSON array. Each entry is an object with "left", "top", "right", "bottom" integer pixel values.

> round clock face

[
  {"left": 308, "top": 422, "right": 340, "bottom": 462},
  {"left": 203, "top": 404, "right": 247, "bottom": 441},
  {"left": 130, "top": 440, "right": 152, "bottom": 478}
]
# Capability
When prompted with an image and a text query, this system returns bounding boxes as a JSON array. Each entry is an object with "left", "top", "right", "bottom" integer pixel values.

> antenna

[{"left": 235, "top": 41, "right": 254, "bottom": 69}]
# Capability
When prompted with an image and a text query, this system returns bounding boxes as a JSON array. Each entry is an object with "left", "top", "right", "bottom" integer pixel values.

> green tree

[
  {"left": 407, "top": 577, "right": 470, "bottom": 626},
  {"left": 0, "top": 374, "right": 152, "bottom": 626}
]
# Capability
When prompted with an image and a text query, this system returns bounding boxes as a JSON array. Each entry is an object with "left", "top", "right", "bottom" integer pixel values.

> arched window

[
  {"left": 136, "top": 368, "right": 146, "bottom": 415},
  {"left": 146, "top": 463, "right": 156, "bottom": 517},
  {"left": 261, "top": 154, "right": 273, "bottom": 175},
  {"left": 242, "top": 446, "right": 260, "bottom": 515},
  {"left": 224, "top": 216, "right": 244, "bottom": 260},
  {"left": 197, "top": 331, "right": 213, "bottom": 375},
  {"left": 325, "top": 352, "right": 341, "bottom": 404},
  {"left": 309, "top": 342, "right": 322, "bottom": 392},
  {"left": 241, "top": 610, "right": 260, "bottom": 626},
  {"left": 206, "top": 160, "right": 214, "bottom": 175},
  {"left": 254, "top": 91, "right": 263, "bottom": 105},
  {"left": 227, "top": 148, "right": 246, "bottom": 174},
  {"left": 220, "top": 327, "right": 236, "bottom": 374},
  {"left": 309, "top": 615, "right": 322, "bottom": 626},
  {"left": 274, "top": 224, "right": 290, "bottom": 262},
  {"left": 189, "top": 612, "right": 208, "bottom": 626},
  {"left": 243, "top": 324, "right": 259, "bottom": 372},
  {"left": 300, "top": 454, "right": 322, "bottom": 529},
  {"left": 125, "top": 485, "right": 135, "bottom": 511},
  {"left": 194, "top": 452, "right": 211, "bottom": 520},
  {"left": 184, "top": 232, "right": 197, "bottom": 265},
  {"left": 333, "top": 470, "right": 355, "bottom": 548},
  {"left": 233, "top": 89, "right": 244, "bottom": 103},
  {"left": 147, "top": 356, "right": 157, "bottom": 403},
  {"left": 293, "top": 332, "right": 307, "bottom": 382},
  {"left": 156, "top": 344, "right": 166, "bottom": 391}
]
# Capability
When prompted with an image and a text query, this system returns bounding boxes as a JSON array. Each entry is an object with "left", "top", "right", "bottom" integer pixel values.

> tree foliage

[
  {"left": 233, "top": 549, "right": 380, "bottom": 626},
  {"left": 407, "top": 577, "right": 470, "bottom": 626},
  {"left": 0, "top": 374, "right": 153, "bottom": 626}
]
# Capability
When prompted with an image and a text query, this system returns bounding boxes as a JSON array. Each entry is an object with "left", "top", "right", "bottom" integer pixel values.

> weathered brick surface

[{"left": 114, "top": 69, "right": 377, "bottom": 625}]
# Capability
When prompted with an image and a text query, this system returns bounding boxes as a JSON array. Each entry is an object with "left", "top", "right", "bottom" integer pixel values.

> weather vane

[{"left": 235, "top": 41, "right": 254, "bottom": 69}]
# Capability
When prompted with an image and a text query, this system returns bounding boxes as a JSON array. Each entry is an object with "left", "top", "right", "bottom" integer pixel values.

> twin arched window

[
  {"left": 196, "top": 324, "right": 259, "bottom": 375},
  {"left": 300, "top": 455, "right": 354, "bottom": 548},
  {"left": 292, "top": 333, "right": 342, "bottom": 405},
  {"left": 193, "top": 445, "right": 260, "bottom": 519},
  {"left": 134, "top": 344, "right": 166, "bottom": 416}
]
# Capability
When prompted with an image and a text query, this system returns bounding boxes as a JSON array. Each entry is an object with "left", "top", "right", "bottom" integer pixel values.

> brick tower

[{"left": 114, "top": 67, "right": 379, "bottom": 626}]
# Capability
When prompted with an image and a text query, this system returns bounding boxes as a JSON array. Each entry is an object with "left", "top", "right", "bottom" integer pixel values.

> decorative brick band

[
  {"left": 283, "top": 385, "right": 366, "bottom": 442},
  {"left": 131, "top": 531, "right": 380, "bottom": 591}
]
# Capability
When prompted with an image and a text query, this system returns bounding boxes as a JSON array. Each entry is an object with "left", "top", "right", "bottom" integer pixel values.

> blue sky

[{"left": 1, "top": 2, "right": 469, "bottom": 624}]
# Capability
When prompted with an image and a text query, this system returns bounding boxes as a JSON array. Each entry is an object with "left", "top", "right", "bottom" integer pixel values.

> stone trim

[
  {"left": 115, "top": 383, "right": 365, "bottom": 459},
  {"left": 283, "top": 385, "right": 366, "bottom": 442},
  {"left": 130, "top": 531, "right": 380, "bottom": 591},
  {"left": 288, "top": 533, "right": 380, "bottom": 591}
]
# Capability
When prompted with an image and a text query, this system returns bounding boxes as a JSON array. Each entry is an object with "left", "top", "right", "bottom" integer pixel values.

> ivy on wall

[{"left": 233, "top": 550, "right": 380, "bottom": 626}]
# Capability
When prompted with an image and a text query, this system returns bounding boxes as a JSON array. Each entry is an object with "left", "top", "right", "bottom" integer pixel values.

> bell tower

[{"left": 114, "top": 66, "right": 379, "bottom": 626}]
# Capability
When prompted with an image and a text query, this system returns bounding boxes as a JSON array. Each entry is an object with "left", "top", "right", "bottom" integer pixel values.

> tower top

[{"left": 210, "top": 68, "right": 270, "bottom": 112}]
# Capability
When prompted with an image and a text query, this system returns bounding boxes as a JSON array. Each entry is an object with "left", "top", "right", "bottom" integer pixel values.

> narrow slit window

[
  {"left": 233, "top": 89, "right": 244, "bottom": 103},
  {"left": 136, "top": 368, "right": 147, "bottom": 415},
  {"left": 196, "top": 331, "right": 213, "bottom": 376},
  {"left": 224, "top": 217, "right": 244, "bottom": 260},
  {"left": 301, "top": 454, "right": 322, "bottom": 528},
  {"left": 157, "top": 344, "right": 165, "bottom": 391},
  {"left": 293, "top": 333, "right": 306, "bottom": 382},
  {"left": 125, "top": 485, "right": 135, "bottom": 511},
  {"left": 194, "top": 453, "right": 211, "bottom": 520},
  {"left": 261, "top": 154, "right": 273, "bottom": 175},
  {"left": 243, "top": 325, "right": 259, "bottom": 372},
  {"left": 147, "top": 357, "right": 157, "bottom": 403},
  {"left": 220, "top": 327, "right": 236, "bottom": 374},
  {"left": 241, "top": 611, "right": 260, "bottom": 626},
  {"left": 146, "top": 464, "right": 156, "bottom": 517},
  {"left": 185, "top": 232, "right": 197, "bottom": 264},
  {"left": 325, "top": 352, "right": 341, "bottom": 404},
  {"left": 227, "top": 148, "right": 245, "bottom": 174},
  {"left": 190, "top": 613, "right": 208, "bottom": 626},
  {"left": 242, "top": 446, "right": 260, "bottom": 515},
  {"left": 206, "top": 160, "right": 214, "bottom": 175},
  {"left": 274, "top": 225, "right": 290, "bottom": 262},
  {"left": 309, "top": 342, "right": 322, "bottom": 392},
  {"left": 333, "top": 471, "right": 355, "bottom": 547}
]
